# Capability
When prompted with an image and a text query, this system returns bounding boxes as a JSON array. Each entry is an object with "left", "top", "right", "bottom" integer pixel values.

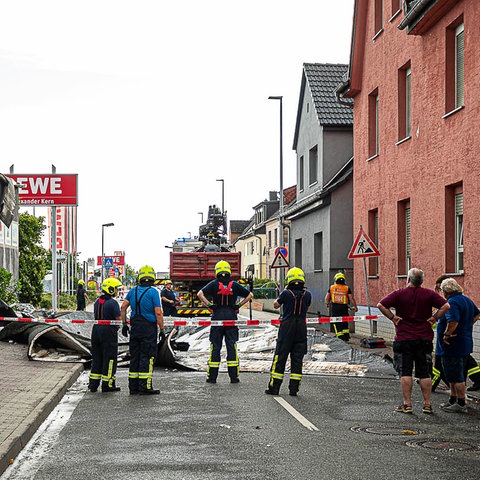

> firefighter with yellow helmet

[
  {"left": 325, "top": 271, "right": 358, "bottom": 342},
  {"left": 265, "top": 267, "right": 312, "bottom": 396},
  {"left": 88, "top": 277, "right": 123, "bottom": 393},
  {"left": 197, "top": 260, "right": 253, "bottom": 384},
  {"left": 121, "top": 265, "right": 165, "bottom": 395}
]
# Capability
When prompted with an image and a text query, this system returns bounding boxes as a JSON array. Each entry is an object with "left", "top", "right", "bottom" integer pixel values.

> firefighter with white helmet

[
  {"left": 197, "top": 260, "right": 253, "bottom": 384},
  {"left": 325, "top": 271, "right": 358, "bottom": 342},
  {"left": 265, "top": 267, "right": 312, "bottom": 396},
  {"left": 88, "top": 277, "right": 123, "bottom": 393},
  {"left": 121, "top": 265, "right": 165, "bottom": 395}
]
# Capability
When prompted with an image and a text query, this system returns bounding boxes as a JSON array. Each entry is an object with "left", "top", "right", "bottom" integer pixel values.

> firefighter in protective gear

[
  {"left": 197, "top": 260, "right": 253, "bottom": 383},
  {"left": 88, "top": 277, "right": 123, "bottom": 393},
  {"left": 121, "top": 265, "right": 165, "bottom": 395},
  {"left": 325, "top": 271, "right": 358, "bottom": 342},
  {"left": 266, "top": 267, "right": 312, "bottom": 396}
]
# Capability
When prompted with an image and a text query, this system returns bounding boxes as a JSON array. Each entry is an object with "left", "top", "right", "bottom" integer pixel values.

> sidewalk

[{"left": 0, "top": 340, "right": 83, "bottom": 476}]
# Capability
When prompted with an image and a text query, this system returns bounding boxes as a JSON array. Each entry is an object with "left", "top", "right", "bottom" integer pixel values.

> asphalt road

[{"left": 4, "top": 362, "right": 480, "bottom": 480}]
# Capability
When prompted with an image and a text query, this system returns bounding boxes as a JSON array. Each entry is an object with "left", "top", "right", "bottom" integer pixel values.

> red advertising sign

[
  {"left": 7, "top": 174, "right": 78, "bottom": 206},
  {"left": 97, "top": 255, "right": 125, "bottom": 266}
]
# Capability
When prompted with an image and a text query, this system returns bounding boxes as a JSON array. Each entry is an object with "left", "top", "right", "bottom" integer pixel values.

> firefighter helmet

[
  {"left": 102, "top": 277, "right": 122, "bottom": 296},
  {"left": 285, "top": 267, "right": 305, "bottom": 286},
  {"left": 165, "top": 279, "right": 173, "bottom": 286},
  {"left": 215, "top": 260, "right": 231, "bottom": 276},
  {"left": 78, "top": 279, "right": 85, "bottom": 286},
  {"left": 138, "top": 265, "right": 156, "bottom": 283},
  {"left": 334, "top": 272, "right": 346, "bottom": 283}
]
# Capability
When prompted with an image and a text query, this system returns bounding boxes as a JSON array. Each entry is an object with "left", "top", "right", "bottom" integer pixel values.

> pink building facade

[{"left": 339, "top": 0, "right": 480, "bottom": 308}]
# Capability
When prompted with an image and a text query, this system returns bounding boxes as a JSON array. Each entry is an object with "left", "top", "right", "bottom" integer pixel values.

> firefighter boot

[
  {"left": 289, "top": 379, "right": 300, "bottom": 396},
  {"left": 206, "top": 367, "right": 219, "bottom": 384},
  {"left": 101, "top": 381, "right": 121, "bottom": 393},
  {"left": 88, "top": 380, "right": 100, "bottom": 393},
  {"left": 265, "top": 378, "right": 282, "bottom": 395}
]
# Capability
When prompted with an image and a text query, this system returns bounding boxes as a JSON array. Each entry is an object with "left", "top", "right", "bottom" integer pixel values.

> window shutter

[
  {"left": 455, "top": 25, "right": 464, "bottom": 108},
  {"left": 455, "top": 192, "right": 463, "bottom": 215}
]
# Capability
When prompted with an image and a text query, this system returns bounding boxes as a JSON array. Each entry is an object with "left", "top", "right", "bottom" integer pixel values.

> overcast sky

[{"left": 0, "top": 0, "right": 354, "bottom": 272}]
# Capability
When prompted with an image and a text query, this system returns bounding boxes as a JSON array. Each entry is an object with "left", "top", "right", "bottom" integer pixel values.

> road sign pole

[{"left": 362, "top": 257, "right": 373, "bottom": 337}]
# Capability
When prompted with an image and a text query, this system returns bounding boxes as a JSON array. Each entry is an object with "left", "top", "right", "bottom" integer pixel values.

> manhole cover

[
  {"left": 351, "top": 426, "right": 424, "bottom": 436},
  {"left": 406, "top": 440, "right": 480, "bottom": 452}
]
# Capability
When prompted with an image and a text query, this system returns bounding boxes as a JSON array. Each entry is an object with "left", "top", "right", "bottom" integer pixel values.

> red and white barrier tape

[{"left": 0, "top": 315, "right": 382, "bottom": 327}]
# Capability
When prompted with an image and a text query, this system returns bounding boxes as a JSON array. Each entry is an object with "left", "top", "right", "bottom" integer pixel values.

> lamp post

[
  {"left": 268, "top": 96, "right": 284, "bottom": 231},
  {"left": 216, "top": 179, "right": 224, "bottom": 214},
  {"left": 198, "top": 211, "right": 204, "bottom": 224},
  {"left": 216, "top": 178, "right": 226, "bottom": 236},
  {"left": 101, "top": 223, "right": 114, "bottom": 283}
]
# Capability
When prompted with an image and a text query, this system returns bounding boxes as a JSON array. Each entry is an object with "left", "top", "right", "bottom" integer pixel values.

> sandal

[
  {"left": 395, "top": 404, "right": 413, "bottom": 414},
  {"left": 422, "top": 404, "right": 433, "bottom": 414}
]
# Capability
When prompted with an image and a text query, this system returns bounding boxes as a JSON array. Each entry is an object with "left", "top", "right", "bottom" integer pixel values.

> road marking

[{"left": 274, "top": 396, "right": 319, "bottom": 431}]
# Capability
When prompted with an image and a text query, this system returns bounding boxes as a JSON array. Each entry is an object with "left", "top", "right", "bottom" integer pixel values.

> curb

[{"left": 0, "top": 362, "right": 84, "bottom": 476}]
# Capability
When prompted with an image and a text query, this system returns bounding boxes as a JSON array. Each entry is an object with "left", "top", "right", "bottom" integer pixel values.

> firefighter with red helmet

[
  {"left": 325, "top": 271, "right": 358, "bottom": 342},
  {"left": 265, "top": 267, "right": 312, "bottom": 396},
  {"left": 88, "top": 277, "right": 123, "bottom": 393},
  {"left": 197, "top": 260, "right": 253, "bottom": 384},
  {"left": 121, "top": 265, "right": 165, "bottom": 395}
]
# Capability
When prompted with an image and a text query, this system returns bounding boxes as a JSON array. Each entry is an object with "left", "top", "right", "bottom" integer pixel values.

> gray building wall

[
  {"left": 289, "top": 206, "right": 330, "bottom": 316},
  {"left": 323, "top": 129, "right": 353, "bottom": 184}
]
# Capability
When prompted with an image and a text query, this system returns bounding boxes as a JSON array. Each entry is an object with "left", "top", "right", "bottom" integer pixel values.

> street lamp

[
  {"left": 268, "top": 96, "right": 284, "bottom": 231},
  {"left": 216, "top": 178, "right": 226, "bottom": 236},
  {"left": 216, "top": 179, "right": 224, "bottom": 214},
  {"left": 198, "top": 211, "right": 204, "bottom": 224},
  {"left": 101, "top": 223, "right": 114, "bottom": 283}
]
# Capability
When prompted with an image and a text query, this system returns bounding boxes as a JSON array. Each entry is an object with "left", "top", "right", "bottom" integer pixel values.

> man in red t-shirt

[{"left": 377, "top": 268, "right": 450, "bottom": 415}]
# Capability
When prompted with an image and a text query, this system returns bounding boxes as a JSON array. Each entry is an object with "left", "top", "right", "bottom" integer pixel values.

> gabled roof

[
  {"left": 229, "top": 220, "right": 251, "bottom": 234},
  {"left": 293, "top": 63, "right": 353, "bottom": 149}
]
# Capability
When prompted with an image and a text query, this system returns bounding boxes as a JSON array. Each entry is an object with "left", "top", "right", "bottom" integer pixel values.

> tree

[
  {"left": 18, "top": 212, "right": 48, "bottom": 305},
  {"left": 0, "top": 267, "right": 19, "bottom": 304}
]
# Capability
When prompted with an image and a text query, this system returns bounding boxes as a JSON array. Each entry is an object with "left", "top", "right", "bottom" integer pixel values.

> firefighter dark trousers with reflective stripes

[
  {"left": 268, "top": 317, "right": 307, "bottom": 394},
  {"left": 89, "top": 325, "right": 119, "bottom": 390},
  {"left": 432, "top": 354, "right": 480, "bottom": 390},
  {"left": 207, "top": 326, "right": 239, "bottom": 380},
  {"left": 128, "top": 316, "right": 158, "bottom": 393}
]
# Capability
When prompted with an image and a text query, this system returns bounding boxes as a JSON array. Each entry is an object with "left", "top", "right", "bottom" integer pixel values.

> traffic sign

[
  {"left": 103, "top": 257, "right": 114, "bottom": 268},
  {"left": 274, "top": 246, "right": 288, "bottom": 258},
  {"left": 271, "top": 251, "right": 290, "bottom": 269},
  {"left": 348, "top": 228, "right": 380, "bottom": 259}
]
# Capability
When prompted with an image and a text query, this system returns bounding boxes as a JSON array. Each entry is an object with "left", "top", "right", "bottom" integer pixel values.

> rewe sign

[{"left": 7, "top": 174, "right": 78, "bottom": 206}]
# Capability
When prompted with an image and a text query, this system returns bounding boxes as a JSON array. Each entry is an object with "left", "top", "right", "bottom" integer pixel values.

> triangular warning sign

[
  {"left": 348, "top": 228, "right": 380, "bottom": 259},
  {"left": 271, "top": 251, "right": 290, "bottom": 269}
]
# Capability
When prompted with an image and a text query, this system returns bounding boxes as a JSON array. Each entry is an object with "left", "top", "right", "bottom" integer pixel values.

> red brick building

[{"left": 338, "top": 0, "right": 480, "bottom": 312}]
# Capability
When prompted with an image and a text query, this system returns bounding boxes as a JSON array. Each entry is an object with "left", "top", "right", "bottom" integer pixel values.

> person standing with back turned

[
  {"left": 265, "top": 267, "right": 312, "bottom": 396},
  {"left": 325, "top": 272, "right": 358, "bottom": 342},
  {"left": 377, "top": 268, "right": 450, "bottom": 414},
  {"left": 88, "top": 277, "right": 123, "bottom": 393},
  {"left": 121, "top": 265, "right": 165, "bottom": 395},
  {"left": 197, "top": 260, "right": 253, "bottom": 384}
]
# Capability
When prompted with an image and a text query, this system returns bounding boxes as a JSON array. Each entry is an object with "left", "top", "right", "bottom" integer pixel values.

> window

[
  {"left": 368, "top": 209, "right": 379, "bottom": 276},
  {"left": 255, "top": 206, "right": 265, "bottom": 225},
  {"left": 368, "top": 89, "right": 379, "bottom": 158},
  {"left": 445, "top": 183, "right": 463, "bottom": 273},
  {"left": 397, "top": 199, "right": 410, "bottom": 275},
  {"left": 455, "top": 193, "right": 464, "bottom": 273},
  {"left": 294, "top": 238, "right": 302, "bottom": 269},
  {"left": 391, "top": 0, "right": 401, "bottom": 17},
  {"left": 309, "top": 146, "right": 318, "bottom": 186},
  {"left": 268, "top": 230, "right": 272, "bottom": 249},
  {"left": 299, "top": 156, "right": 304, "bottom": 191},
  {"left": 374, "top": 0, "right": 383, "bottom": 35},
  {"left": 445, "top": 20, "right": 464, "bottom": 113},
  {"left": 314, "top": 232, "right": 323, "bottom": 271},
  {"left": 274, "top": 228, "right": 278, "bottom": 247},
  {"left": 398, "top": 63, "right": 411, "bottom": 141}
]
